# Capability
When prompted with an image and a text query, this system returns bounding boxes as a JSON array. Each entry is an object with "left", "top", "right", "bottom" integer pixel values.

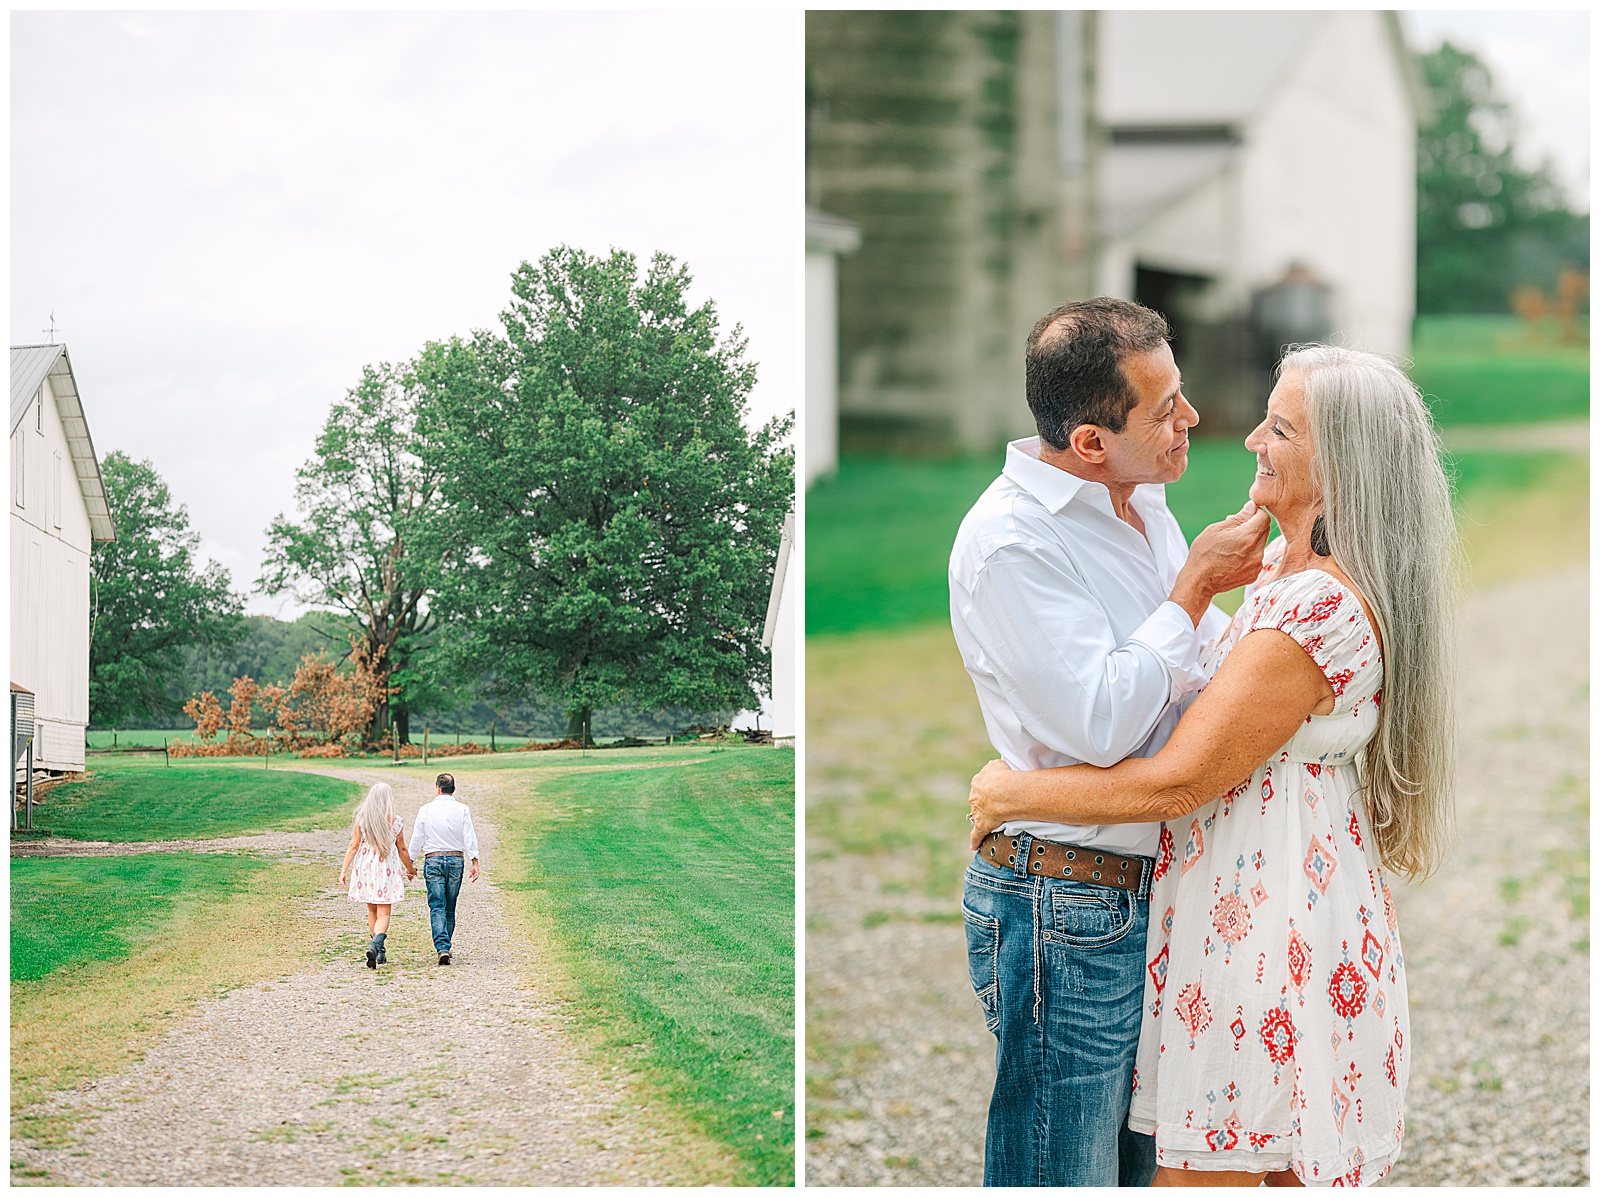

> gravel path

[
  {"left": 1382, "top": 567, "right": 1589, "bottom": 1186},
  {"left": 10, "top": 828, "right": 347, "bottom": 862},
  {"left": 1439, "top": 418, "right": 1587, "bottom": 454},
  {"left": 805, "top": 566, "right": 1589, "bottom": 1186},
  {"left": 11, "top": 767, "right": 717, "bottom": 1185}
]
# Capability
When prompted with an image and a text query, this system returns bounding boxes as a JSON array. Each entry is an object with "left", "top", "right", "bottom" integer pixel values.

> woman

[
  {"left": 967, "top": 345, "right": 1457, "bottom": 1186},
  {"left": 339, "top": 782, "right": 417, "bottom": 969}
]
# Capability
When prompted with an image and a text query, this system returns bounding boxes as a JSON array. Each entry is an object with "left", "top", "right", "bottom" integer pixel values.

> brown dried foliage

[
  {"left": 178, "top": 636, "right": 393, "bottom": 757},
  {"left": 428, "top": 741, "right": 493, "bottom": 757},
  {"left": 1510, "top": 268, "right": 1590, "bottom": 344}
]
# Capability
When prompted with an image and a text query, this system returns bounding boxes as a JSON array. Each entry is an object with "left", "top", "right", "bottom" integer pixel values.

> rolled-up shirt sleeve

[{"left": 969, "top": 544, "right": 1204, "bottom": 767}]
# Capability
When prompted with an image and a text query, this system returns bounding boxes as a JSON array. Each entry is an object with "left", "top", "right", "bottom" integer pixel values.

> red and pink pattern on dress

[{"left": 1128, "top": 551, "right": 1403, "bottom": 1184}]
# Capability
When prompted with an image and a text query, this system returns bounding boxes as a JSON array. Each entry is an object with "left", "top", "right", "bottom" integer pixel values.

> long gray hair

[
  {"left": 354, "top": 782, "right": 398, "bottom": 853},
  {"left": 1280, "top": 344, "right": 1459, "bottom": 880}
]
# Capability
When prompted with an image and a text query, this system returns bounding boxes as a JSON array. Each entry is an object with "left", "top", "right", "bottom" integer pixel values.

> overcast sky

[
  {"left": 1405, "top": 9, "right": 1590, "bottom": 209},
  {"left": 12, "top": 11, "right": 800, "bottom": 616}
]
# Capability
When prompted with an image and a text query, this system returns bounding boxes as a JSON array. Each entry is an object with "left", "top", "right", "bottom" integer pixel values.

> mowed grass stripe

[
  {"left": 12, "top": 854, "right": 279, "bottom": 982},
  {"left": 514, "top": 751, "right": 795, "bottom": 1185},
  {"left": 27, "top": 762, "right": 359, "bottom": 842},
  {"left": 11, "top": 857, "right": 327, "bottom": 1129}
]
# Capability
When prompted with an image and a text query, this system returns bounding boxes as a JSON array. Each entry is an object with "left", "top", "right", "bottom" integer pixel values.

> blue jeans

[
  {"left": 963, "top": 836, "right": 1157, "bottom": 1187},
  {"left": 423, "top": 855, "right": 465, "bottom": 954}
]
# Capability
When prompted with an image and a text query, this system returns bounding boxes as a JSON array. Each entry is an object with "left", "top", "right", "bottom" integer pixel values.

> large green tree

[
  {"left": 1416, "top": 41, "right": 1586, "bottom": 313},
  {"left": 258, "top": 362, "right": 439, "bottom": 744},
  {"left": 415, "top": 247, "right": 794, "bottom": 738},
  {"left": 90, "top": 452, "right": 244, "bottom": 727}
]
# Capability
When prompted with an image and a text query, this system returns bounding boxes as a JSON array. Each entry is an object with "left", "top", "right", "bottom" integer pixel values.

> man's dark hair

[
  {"left": 436, "top": 773, "right": 455, "bottom": 794},
  {"left": 1025, "top": 298, "right": 1171, "bottom": 449}
]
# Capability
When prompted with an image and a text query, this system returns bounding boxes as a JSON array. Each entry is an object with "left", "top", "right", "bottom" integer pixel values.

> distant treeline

[
  {"left": 105, "top": 612, "right": 734, "bottom": 739},
  {"left": 1416, "top": 42, "right": 1590, "bottom": 316}
]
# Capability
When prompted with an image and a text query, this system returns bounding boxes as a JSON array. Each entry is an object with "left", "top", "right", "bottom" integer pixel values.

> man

[
  {"left": 949, "top": 297, "right": 1270, "bottom": 1186},
  {"left": 409, "top": 773, "right": 481, "bottom": 965}
]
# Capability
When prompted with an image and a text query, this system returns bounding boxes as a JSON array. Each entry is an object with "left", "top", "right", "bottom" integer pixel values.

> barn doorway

[
  {"left": 1134, "top": 264, "right": 1257, "bottom": 431},
  {"left": 1134, "top": 265, "right": 1211, "bottom": 362}
]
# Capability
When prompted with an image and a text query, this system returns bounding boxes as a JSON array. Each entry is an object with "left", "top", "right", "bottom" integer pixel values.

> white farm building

[
  {"left": 805, "top": 207, "right": 860, "bottom": 486},
  {"left": 761, "top": 511, "right": 795, "bottom": 746},
  {"left": 1096, "top": 10, "right": 1428, "bottom": 428},
  {"left": 807, "top": 10, "right": 1427, "bottom": 447},
  {"left": 11, "top": 343, "right": 116, "bottom": 775}
]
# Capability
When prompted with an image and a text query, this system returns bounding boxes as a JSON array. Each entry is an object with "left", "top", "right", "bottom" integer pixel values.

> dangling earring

[{"left": 1310, "top": 513, "right": 1330, "bottom": 557}]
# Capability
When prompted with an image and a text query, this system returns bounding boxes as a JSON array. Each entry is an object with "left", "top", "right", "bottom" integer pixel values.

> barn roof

[
  {"left": 1096, "top": 12, "right": 1431, "bottom": 246},
  {"left": 1099, "top": 11, "right": 1430, "bottom": 132},
  {"left": 1099, "top": 12, "right": 1320, "bottom": 131},
  {"left": 10, "top": 344, "right": 117, "bottom": 541}
]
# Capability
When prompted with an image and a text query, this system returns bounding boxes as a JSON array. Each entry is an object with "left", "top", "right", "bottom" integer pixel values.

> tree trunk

[
  {"left": 395, "top": 707, "right": 410, "bottom": 745},
  {"left": 565, "top": 706, "right": 593, "bottom": 745},
  {"left": 369, "top": 701, "right": 390, "bottom": 749}
]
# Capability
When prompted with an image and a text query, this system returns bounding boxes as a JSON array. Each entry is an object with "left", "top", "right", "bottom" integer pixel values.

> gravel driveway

[
  {"left": 805, "top": 566, "right": 1589, "bottom": 1186},
  {"left": 11, "top": 768, "right": 720, "bottom": 1185}
]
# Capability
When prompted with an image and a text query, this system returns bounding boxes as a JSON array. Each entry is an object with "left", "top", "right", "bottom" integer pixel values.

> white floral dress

[
  {"left": 347, "top": 813, "right": 407, "bottom": 905},
  {"left": 1128, "top": 539, "right": 1406, "bottom": 1185}
]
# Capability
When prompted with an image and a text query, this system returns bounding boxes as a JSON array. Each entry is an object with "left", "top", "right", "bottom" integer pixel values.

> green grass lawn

[
  {"left": 507, "top": 750, "right": 795, "bottom": 1184},
  {"left": 86, "top": 729, "right": 199, "bottom": 749},
  {"left": 312, "top": 743, "right": 702, "bottom": 776},
  {"left": 86, "top": 729, "right": 604, "bottom": 751},
  {"left": 76, "top": 742, "right": 712, "bottom": 777},
  {"left": 1410, "top": 314, "right": 1589, "bottom": 424},
  {"left": 11, "top": 854, "right": 276, "bottom": 982},
  {"left": 27, "top": 761, "right": 360, "bottom": 841},
  {"left": 1412, "top": 349, "right": 1588, "bottom": 425}
]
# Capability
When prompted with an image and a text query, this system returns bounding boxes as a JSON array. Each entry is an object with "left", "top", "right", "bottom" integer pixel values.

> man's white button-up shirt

[
  {"left": 949, "top": 437, "right": 1232, "bottom": 858},
  {"left": 409, "top": 794, "right": 481, "bottom": 861}
]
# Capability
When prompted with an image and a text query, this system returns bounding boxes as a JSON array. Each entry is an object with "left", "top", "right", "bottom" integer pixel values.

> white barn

[
  {"left": 761, "top": 511, "right": 795, "bottom": 746},
  {"left": 805, "top": 207, "right": 860, "bottom": 487},
  {"left": 11, "top": 344, "right": 116, "bottom": 774},
  {"left": 1096, "top": 10, "right": 1429, "bottom": 427}
]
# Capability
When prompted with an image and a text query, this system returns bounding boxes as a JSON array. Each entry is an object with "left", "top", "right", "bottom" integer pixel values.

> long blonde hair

[
  {"left": 354, "top": 782, "right": 398, "bottom": 853},
  {"left": 1281, "top": 344, "right": 1459, "bottom": 880}
]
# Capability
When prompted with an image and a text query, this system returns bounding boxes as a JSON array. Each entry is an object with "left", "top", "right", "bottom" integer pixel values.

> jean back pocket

[{"left": 962, "top": 905, "right": 1002, "bottom": 1032}]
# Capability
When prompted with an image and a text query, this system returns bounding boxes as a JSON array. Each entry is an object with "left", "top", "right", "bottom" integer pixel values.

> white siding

[
  {"left": 10, "top": 372, "right": 93, "bottom": 771},
  {"left": 1120, "top": 163, "right": 1240, "bottom": 295},
  {"left": 805, "top": 249, "right": 840, "bottom": 486},
  {"left": 1238, "top": 12, "right": 1416, "bottom": 354},
  {"left": 769, "top": 528, "right": 797, "bottom": 742},
  {"left": 1097, "top": 11, "right": 1416, "bottom": 355}
]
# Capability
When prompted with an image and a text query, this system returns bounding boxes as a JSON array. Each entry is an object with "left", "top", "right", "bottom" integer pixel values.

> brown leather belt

[
  {"left": 978, "top": 832, "right": 1147, "bottom": 894},
  {"left": 424, "top": 851, "right": 464, "bottom": 859}
]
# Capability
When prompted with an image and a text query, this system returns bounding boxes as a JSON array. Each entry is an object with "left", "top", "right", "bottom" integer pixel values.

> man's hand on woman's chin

[
  {"left": 1169, "top": 499, "right": 1271, "bottom": 624},
  {"left": 969, "top": 759, "right": 1015, "bottom": 849}
]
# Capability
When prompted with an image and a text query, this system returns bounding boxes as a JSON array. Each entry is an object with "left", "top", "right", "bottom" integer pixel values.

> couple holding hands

[{"left": 339, "top": 772, "right": 482, "bottom": 969}]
